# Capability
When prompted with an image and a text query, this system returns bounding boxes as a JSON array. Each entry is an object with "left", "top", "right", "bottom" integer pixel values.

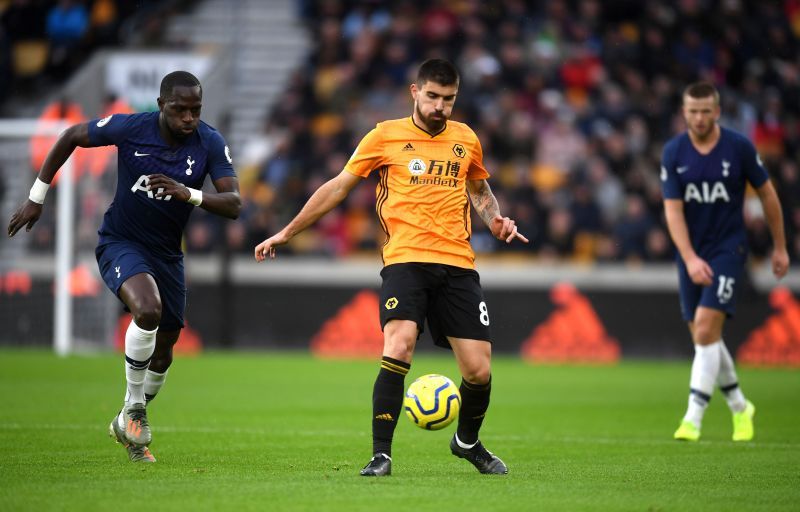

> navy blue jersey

[
  {"left": 88, "top": 111, "right": 236, "bottom": 257},
  {"left": 660, "top": 127, "right": 769, "bottom": 258}
]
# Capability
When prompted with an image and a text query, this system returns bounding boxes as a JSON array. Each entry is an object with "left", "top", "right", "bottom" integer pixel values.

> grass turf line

[{"left": 0, "top": 349, "right": 798, "bottom": 511}]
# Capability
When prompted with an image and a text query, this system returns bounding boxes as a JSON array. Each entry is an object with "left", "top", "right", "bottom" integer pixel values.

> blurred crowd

[
  {"left": 6, "top": 0, "right": 800, "bottom": 268},
  {"left": 215, "top": 0, "right": 800, "bottom": 267},
  {"left": 0, "top": 0, "right": 191, "bottom": 107}
]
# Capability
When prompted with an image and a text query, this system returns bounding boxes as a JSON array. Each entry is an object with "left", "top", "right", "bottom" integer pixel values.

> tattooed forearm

[{"left": 469, "top": 180, "right": 500, "bottom": 227}]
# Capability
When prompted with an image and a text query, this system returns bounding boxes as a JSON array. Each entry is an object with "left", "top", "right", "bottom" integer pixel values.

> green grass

[{"left": 1, "top": 350, "right": 798, "bottom": 511}]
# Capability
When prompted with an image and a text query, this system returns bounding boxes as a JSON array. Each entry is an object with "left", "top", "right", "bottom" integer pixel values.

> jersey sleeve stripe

[
  {"left": 462, "top": 195, "right": 470, "bottom": 241},
  {"left": 376, "top": 164, "right": 391, "bottom": 248}
]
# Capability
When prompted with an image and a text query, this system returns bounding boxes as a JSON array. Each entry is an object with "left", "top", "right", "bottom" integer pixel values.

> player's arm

[
  {"left": 663, "top": 198, "right": 713, "bottom": 285},
  {"left": 148, "top": 174, "right": 241, "bottom": 219},
  {"left": 254, "top": 170, "right": 362, "bottom": 261},
  {"left": 206, "top": 176, "right": 241, "bottom": 219},
  {"left": 466, "top": 179, "right": 528, "bottom": 244},
  {"left": 7, "top": 123, "right": 92, "bottom": 237},
  {"left": 755, "top": 180, "right": 790, "bottom": 279}
]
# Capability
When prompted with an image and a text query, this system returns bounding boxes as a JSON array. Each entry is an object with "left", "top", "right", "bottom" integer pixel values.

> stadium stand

[
  {"left": 0, "top": 0, "right": 195, "bottom": 112},
  {"left": 2, "top": 1, "right": 797, "bottom": 267},
  {"left": 220, "top": 0, "right": 800, "bottom": 268}
]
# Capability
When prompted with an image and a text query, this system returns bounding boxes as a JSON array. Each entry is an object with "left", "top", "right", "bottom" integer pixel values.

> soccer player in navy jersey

[
  {"left": 7, "top": 71, "right": 241, "bottom": 462},
  {"left": 660, "top": 82, "right": 789, "bottom": 442}
]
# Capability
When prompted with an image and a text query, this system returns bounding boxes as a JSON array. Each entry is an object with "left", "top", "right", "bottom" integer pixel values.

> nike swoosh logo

[
  {"left": 134, "top": 151, "right": 150, "bottom": 157},
  {"left": 677, "top": 166, "right": 689, "bottom": 174}
]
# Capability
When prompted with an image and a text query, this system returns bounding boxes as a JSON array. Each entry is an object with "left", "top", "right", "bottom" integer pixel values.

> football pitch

[{"left": 1, "top": 350, "right": 798, "bottom": 512}]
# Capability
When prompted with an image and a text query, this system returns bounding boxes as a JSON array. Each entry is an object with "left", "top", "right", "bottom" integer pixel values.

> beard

[
  {"left": 415, "top": 103, "right": 446, "bottom": 133},
  {"left": 689, "top": 122, "right": 713, "bottom": 140}
]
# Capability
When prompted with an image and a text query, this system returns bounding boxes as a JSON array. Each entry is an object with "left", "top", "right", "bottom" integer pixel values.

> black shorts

[{"left": 379, "top": 263, "right": 492, "bottom": 349}]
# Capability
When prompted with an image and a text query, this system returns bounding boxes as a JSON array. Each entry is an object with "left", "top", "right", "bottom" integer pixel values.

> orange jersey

[{"left": 344, "top": 117, "right": 490, "bottom": 269}]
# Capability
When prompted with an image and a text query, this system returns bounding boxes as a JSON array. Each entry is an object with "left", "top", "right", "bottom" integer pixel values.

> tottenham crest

[{"left": 185, "top": 155, "right": 195, "bottom": 175}]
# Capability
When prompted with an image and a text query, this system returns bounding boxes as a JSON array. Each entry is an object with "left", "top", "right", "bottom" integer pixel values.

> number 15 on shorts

[{"left": 717, "top": 275, "right": 735, "bottom": 304}]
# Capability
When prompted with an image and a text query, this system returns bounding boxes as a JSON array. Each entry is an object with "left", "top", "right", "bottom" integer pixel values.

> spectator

[
  {"left": 613, "top": 195, "right": 654, "bottom": 262},
  {"left": 232, "top": 0, "right": 800, "bottom": 267},
  {"left": 570, "top": 182, "right": 604, "bottom": 234},
  {"left": 341, "top": 0, "right": 391, "bottom": 40},
  {"left": 89, "top": 0, "right": 121, "bottom": 47},
  {"left": 45, "top": 0, "right": 89, "bottom": 78}
]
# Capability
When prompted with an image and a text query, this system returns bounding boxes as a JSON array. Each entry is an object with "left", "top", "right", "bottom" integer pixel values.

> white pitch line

[
  {"left": 0, "top": 423, "right": 361, "bottom": 437},
  {"left": 1, "top": 423, "right": 797, "bottom": 449}
]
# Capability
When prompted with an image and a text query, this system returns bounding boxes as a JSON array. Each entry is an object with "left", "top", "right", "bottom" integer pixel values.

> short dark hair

[
  {"left": 683, "top": 81, "right": 719, "bottom": 104},
  {"left": 160, "top": 71, "right": 202, "bottom": 98},
  {"left": 416, "top": 59, "right": 459, "bottom": 87}
]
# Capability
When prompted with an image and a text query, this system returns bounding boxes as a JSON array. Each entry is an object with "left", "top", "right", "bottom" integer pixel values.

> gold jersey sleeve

[{"left": 344, "top": 117, "right": 490, "bottom": 269}]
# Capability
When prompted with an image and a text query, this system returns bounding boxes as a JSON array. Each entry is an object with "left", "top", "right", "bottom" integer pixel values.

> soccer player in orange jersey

[{"left": 254, "top": 59, "right": 528, "bottom": 476}]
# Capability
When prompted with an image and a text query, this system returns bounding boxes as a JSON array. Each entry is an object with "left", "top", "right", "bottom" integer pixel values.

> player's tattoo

[{"left": 469, "top": 180, "right": 500, "bottom": 227}]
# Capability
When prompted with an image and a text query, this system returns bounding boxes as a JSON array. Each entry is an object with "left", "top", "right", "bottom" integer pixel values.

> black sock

[
  {"left": 371, "top": 356, "right": 410, "bottom": 457},
  {"left": 457, "top": 376, "right": 491, "bottom": 445}
]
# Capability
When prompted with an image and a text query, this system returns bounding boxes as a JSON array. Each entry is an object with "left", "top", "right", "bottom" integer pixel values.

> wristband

[
  {"left": 29, "top": 178, "right": 50, "bottom": 204},
  {"left": 187, "top": 187, "right": 203, "bottom": 206}
]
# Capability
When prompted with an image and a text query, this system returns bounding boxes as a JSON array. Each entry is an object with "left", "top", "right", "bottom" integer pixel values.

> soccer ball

[{"left": 404, "top": 374, "right": 461, "bottom": 430}]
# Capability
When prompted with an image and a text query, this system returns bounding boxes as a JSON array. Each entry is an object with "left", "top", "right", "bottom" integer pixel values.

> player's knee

[
  {"left": 692, "top": 324, "right": 719, "bottom": 345},
  {"left": 382, "top": 321, "right": 417, "bottom": 361},
  {"left": 462, "top": 365, "right": 491, "bottom": 386},
  {"left": 133, "top": 304, "right": 161, "bottom": 331},
  {"left": 383, "top": 336, "right": 415, "bottom": 361}
]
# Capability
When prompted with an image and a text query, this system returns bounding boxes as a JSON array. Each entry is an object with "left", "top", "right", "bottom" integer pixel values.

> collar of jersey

[{"left": 409, "top": 116, "right": 448, "bottom": 138}]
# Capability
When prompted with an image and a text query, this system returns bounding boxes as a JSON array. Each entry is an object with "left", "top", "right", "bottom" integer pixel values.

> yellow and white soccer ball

[{"left": 404, "top": 374, "right": 461, "bottom": 430}]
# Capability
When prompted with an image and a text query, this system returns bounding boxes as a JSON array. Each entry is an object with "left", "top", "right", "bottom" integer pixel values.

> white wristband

[
  {"left": 187, "top": 187, "right": 203, "bottom": 206},
  {"left": 29, "top": 178, "right": 50, "bottom": 204}
]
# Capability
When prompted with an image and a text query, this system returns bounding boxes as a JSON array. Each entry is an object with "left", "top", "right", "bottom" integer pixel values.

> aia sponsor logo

[{"left": 684, "top": 182, "right": 730, "bottom": 203}]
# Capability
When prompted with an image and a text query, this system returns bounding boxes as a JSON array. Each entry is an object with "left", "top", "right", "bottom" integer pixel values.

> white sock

[
  {"left": 717, "top": 340, "right": 747, "bottom": 413},
  {"left": 123, "top": 320, "right": 157, "bottom": 406},
  {"left": 144, "top": 369, "right": 168, "bottom": 403},
  {"left": 455, "top": 433, "right": 478, "bottom": 449},
  {"left": 684, "top": 341, "right": 721, "bottom": 428}
]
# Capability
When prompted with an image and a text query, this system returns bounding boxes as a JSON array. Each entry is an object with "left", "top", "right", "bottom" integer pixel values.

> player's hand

[
  {"left": 686, "top": 255, "right": 713, "bottom": 286},
  {"left": 254, "top": 233, "right": 290, "bottom": 262},
  {"left": 490, "top": 214, "right": 529, "bottom": 243},
  {"left": 7, "top": 200, "right": 43, "bottom": 237},
  {"left": 146, "top": 174, "right": 191, "bottom": 202},
  {"left": 772, "top": 247, "right": 790, "bottom": 280}
]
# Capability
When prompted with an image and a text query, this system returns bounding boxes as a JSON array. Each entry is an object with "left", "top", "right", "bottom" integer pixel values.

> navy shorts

[
  {"left": 96, "top": 239, "right": 186, "bottom": 330},
  {"left": 677, "top": 251, "right": 746, "bottom": 322},
  {"left": 379, "top": 263, "right": 492, "bottom": 349}
]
